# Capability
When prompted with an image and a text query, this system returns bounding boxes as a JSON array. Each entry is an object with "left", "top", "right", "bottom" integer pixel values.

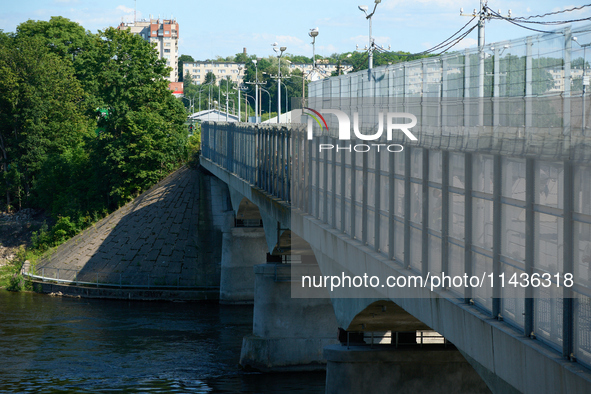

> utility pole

[
  {"left": 478, "top": 0, "right": 485, "bottom": 125},
  {"left": 358, "top": 0, "right": 382, "bottom": 79},
  {"left": 225, "top": 77, "right": 229, "bottom": 122},
  {"left": 245, "top": 59, "right": 266, "bottom": 123},
  {"left": 237, "top": 66, "right": 243, "bottom": 122},
  {"left": 461, "top": 1, "right": 488, "bottom": 125},
  {"left": 272, "top": 44, "right": 287, "bottom": 124}
]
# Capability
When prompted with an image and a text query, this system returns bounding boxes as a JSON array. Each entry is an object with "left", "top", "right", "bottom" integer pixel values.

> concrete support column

[
  {"left": 324, "top": 344, "right": 491, "bottom": 394},
  {"left": 239, "top": 263, "right": 339, "bottom": 371},
  {"left": 220, "top": 227, "right": 267, "bottom": 304}
]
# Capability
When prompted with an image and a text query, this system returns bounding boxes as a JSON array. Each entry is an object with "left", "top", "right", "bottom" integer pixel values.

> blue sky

[{"left": 1, "top": 1, "right": 589, "bottom": 60}]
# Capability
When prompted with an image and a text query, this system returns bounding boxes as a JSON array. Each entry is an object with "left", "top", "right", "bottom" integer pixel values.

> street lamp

[
  {"left": 282, "top": 80, "right": 288, "bottom": 115},
  {"left": 260, "top": 87, "right": 272, "bottom": 121},
  {"left": 237, "top": 66, "right": 243, "bottom": 121},
  {"left": 197, "top": 81, "right": 213, "bottom": 113},
  {"left": 358, "top": 0, "right": 381, "bottom": 71},
  {"left": 272, "top": 43, "right": 287, "bottom": 123},
  {"left": 253, "top": 60, "right": 259, "bottom": 123},
  {"left": 243, "top": 92, "right": 255, "bottom": 122},
  {"left": 309, "top": 28, "right": 319, "bottom": 69}
]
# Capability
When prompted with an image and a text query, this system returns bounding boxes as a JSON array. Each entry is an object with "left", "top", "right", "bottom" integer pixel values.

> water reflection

[{"left": 0, "top": 291, "right": 325, "bottom": 393}]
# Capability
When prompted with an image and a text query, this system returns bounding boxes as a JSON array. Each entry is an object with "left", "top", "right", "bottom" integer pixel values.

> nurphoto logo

[{"left": 303, "top": 107, "right": 418, "bottom": 153}]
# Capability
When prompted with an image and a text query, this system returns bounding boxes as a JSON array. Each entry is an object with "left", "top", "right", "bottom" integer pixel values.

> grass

[{"left": 0, "top": 247, "right": 37, "bottom": 291}]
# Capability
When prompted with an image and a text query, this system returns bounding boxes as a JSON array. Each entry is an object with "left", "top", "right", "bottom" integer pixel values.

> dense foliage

[{"left": 0, "top": 17, "right": 189, "bottom": 221}]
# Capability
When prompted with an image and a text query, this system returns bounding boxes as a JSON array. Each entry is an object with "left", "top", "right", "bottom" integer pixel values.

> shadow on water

[{"left": 0, "top": 290, "right": 325, "bottom": 393}]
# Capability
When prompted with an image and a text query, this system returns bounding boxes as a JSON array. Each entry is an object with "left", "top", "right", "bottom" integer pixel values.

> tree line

[{"left": 0, "top": 17, "right": 189, "bottom": 233}]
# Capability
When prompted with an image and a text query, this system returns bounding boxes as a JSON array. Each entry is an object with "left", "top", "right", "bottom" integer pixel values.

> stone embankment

[{"left": 28, "top": 166, "right": 228, "bottom": 301}]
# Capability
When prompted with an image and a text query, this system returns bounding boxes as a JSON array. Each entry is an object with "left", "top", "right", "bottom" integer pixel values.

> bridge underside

[{"left": 201, "top": 154, "right": 591, "bottom": 393}]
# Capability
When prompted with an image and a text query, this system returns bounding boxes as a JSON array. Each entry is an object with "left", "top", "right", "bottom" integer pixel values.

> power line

[
  {"left": 486, "top": 6, "right": 591, "bottom": 26},
  {"left": 374, "top": 17, "right": 478, "bottom": 59},
  {"left": 486, "top": 8, "right": 565, "bottom": 34},
  {"left": 511, "top": 4, "right": 591, "bottom": 20}
]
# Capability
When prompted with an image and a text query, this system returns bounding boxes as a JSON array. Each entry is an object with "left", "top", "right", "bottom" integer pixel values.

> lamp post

[
  {"left": 234, "top": 86, "right": 242, "bottom": 122},
  {"left": 309, "top": 28, "right": 319, "bottom": 70},
  {"left": 282, "top": 80, "right": 288, "bottom": 115},
  {"left": 197, "top": 81, "right": 213, "bottom": 113},
  {"left": 272, "top": 43, "right": 287, "bottom": 123},
  {"left": 253, "top": 60, "right": 259, "bottom": 123},
  {"left": 237, "top": 66, "right": 243, "bottom": 122},
  {"left": 243, "top": 93, "right": 255, "bottom": 122},
  {"left": 260, "top": 87, "right": 271, "bottom": 121},
  {"left": 358, "top": 0, "right": 382, "bottom": 72},
  {"left": 225, "top": 77, "right": 230, "bottom": 121},
  {"left": 288, "top": 73, "right": 308, "bottom": 108}
]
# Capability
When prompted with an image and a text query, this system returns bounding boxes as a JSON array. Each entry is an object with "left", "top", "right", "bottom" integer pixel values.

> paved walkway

[{"left": 35, "top": 167, "right": 218, "bottom": 288}]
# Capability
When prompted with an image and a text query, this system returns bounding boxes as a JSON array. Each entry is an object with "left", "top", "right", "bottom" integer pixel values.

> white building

[
  {"left": 118, "top": 18, "right": 180, "bottom": 82},
  {"left": 183, "top": 62, "right": 246, "bottom": 85},
  {"left": 287, "top": 59, "right": 353, "bottom": 80}
]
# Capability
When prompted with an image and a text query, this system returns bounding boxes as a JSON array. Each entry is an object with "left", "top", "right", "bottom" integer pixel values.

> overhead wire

[
  {"left": 485, "top": 7, "right": 566, "bottom": 34},
  {"left": 373, "top": 16, "right": 478, "bottom": 59},
  {"left": 511, "top": 4, "right": 591, "bottom": 20}
]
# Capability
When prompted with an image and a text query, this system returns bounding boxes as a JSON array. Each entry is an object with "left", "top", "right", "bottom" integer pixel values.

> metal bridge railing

[{"left": 24, "top": 267, "right": 218, "bottom": 290}]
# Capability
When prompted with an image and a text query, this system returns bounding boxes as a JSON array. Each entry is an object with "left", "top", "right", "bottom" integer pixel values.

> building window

[{"left": 164, "top": 49, "right": 170, "bottom": 53}]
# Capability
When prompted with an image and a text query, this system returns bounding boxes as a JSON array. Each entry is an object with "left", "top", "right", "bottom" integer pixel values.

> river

[{"left": 0, "top": 290, "right": 326, "bottom": 393}]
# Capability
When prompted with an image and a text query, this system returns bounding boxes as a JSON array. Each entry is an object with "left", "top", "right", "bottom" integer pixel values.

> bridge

[{"left": 199, "top": 25, "right": 591, "bottom": 393}]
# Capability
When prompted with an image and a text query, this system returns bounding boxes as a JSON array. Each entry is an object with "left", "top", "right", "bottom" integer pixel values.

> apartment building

[
  {"left": 117, "top": 18, "right": 180, "bottom": 82},
  {"left": 183, "top": 61, "right": 246, "bottom": 85},
  {"left": 287, "top": 59, "right": 353, "bottom": 80}
]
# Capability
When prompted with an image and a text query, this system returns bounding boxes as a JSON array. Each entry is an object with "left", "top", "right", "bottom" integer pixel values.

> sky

[{"left": 1, "top": 1, "right": 589, "bottom": 60}]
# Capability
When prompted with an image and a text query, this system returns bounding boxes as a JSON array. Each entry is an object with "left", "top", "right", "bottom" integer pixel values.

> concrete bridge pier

[
  {"left": 219, "top": 225, "right": 267, "bottom": 304},
  {"left": 239, "top": 263, "right": 339, "bottom": 371},
  {"left": 324, "top": 344, "right": 492, "bottom": 394}
]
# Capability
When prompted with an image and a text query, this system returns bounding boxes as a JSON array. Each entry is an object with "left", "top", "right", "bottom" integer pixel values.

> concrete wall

[
  {"left": 197, "top": 171, "right": 234, "bottom": 287},
  {"left": 220, "top": 227, "right": 267, "bottom": 304},
  {"left": 240, "top": 264, "right": 339, "bottom": 371}
]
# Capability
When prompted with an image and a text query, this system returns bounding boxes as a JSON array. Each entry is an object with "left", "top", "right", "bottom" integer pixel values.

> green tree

[
  {"left": 76, "top": 27, "right": 187, "bottom": 203},
  {"left": 0, "top": 32, "right": 90, "bottom": 211},
  {"left": 178, "top": 54, "right": 194, "bottom": 82},
  {"left": 204, "top": 71, "right": 216, "bottom": 84},
  {"left": 183, "top": 71, "right": 194, "bottom": 89}
]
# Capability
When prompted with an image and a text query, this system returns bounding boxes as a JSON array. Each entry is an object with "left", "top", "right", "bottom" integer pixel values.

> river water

[{"left": 0, "top": 290, "right": 326, "bottom": 393}]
